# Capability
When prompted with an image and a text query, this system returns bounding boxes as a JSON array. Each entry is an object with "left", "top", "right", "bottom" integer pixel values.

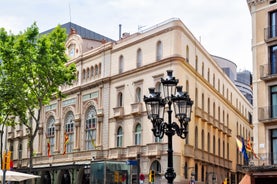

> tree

[{"left": 0, "top": 23, "right": 76, "bottom": 171}]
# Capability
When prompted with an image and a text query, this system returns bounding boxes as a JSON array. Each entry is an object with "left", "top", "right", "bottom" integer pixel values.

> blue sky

[{"left": 0, "top": 0, "right": 252, "bottom": 71}]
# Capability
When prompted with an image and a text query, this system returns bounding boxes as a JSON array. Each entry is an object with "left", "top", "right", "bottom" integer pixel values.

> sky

[{"left": 0, "top": 0, "right": 252, "bottom": 71}]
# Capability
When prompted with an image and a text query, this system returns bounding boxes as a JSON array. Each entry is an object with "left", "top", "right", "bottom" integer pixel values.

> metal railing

[{"left": 258, "top": 105, "right": 277, "bottom": 121}]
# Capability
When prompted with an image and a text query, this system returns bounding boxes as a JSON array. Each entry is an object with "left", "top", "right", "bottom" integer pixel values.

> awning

[{"left": 239, "top": 174, "right": 251, "bottom": 184}]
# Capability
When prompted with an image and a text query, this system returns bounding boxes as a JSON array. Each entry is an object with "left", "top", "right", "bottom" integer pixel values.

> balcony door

[
  {"left": 270, "top": 45, "right": 277, "bottom": 75},
  {"left": 271, "top": 86, "right": 277, "bottom": 118},
  {"left": 271, "top": 129, "right": 277, "bottom": 164},
  {"left": 270, "top": 11, "right": 277, "bottom": 38}
]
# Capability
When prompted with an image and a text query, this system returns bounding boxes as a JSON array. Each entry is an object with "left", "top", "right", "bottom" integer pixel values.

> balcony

[
  {"left": 243, "top": 152, "right": 277, "bottom": 171},
  {"left": 8, "top": 132, "right": 14, "bottom": 139},
  {"left": 130, "top": 102, "right": 142, "bottom": 116},
  {"left": 260, "top": 64, "right": 277, "bottom": 81},
  {"left": 146, "top": 143, "right": 163, "bottom": 156},
  {"left": 126, "top": 145, "right": 142, "bottom": 157},
  {"left": 258, "top": 106, "right": 277, "bottom": 123},
  {"left": 16, "top": 130, "right": 23, "bottom": 138},
  {"left": 109, "top": 147, "right": 124, "bottom": 159},
  {"left": 112, "top": 106, "right": 124, "bottom": 119},
  {"left": 264, "top": 26, "right": 277, "bottom": 42},
  {"left": 183, "top": 144, "right": 194, "bottom": 158}
]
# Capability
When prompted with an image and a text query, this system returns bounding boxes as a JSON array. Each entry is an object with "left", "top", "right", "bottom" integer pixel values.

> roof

[{"left": 40, "top": 22, "right": 114, "bottom": 42}]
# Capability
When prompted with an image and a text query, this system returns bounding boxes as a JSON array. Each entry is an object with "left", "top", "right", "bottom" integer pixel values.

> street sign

[{"left": 126, "top": 160, "right": 138, "bottom": 166}]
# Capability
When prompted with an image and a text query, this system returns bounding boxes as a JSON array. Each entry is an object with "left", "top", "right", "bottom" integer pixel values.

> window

[
  {"left": 95, "top": 65, "right": 99, "bottom": 76},
  {"left": 270, "top": 45, "right": 277, "bottom": 75},
  {"left": 117, "top": 92, "right": 123, "bottom": 107},
  {"left": 85, "top": 106, "right": 97, "bottom": 150},
  {"left": 195, "top": 164, "right": 198, "bottom": 181},
  {"left": 135, "top": 87, "right": 141, "bottom": 103},
  {"left": 156, "top": 41, "right": 163, "bottom": 61},
  {"left": 137, "top": 48, "right": 142, "bottom": 67},
  {"left": 83, "top": 69, "right": 86, "bottom": 80},
  {"left": 117, "top": 127, "right": 123, "bottom": 147},
  {"left": 218, "top": 138, "right": 221, "bottom": 156},
  {"left": 271, "top": 129, "right": 277, "bottom": 164},
  {"left": 213, "top": 136, "right": 216, "bottom": 154},
  {"left": 119, "top": 55, "right": 124, "bottom": 73},
  {"left": 201, "top": 130, "right": 204, "bottom": 150},
  {"left": 135, "top": 124, "right": 141, "bottom": 145},
  {"left": 186, "top": 45, "right": 189, "bottom": 62},
  {"left": 207, "top": 133, "right": 210, "bottom": 153},
  {"left": 18, "top": 141, "right": 22, "bottom": 160},
  {"left": 65, "top": 111, "right": 74, "bottom": 153},
  {"left": 270, "top": 11, "right": 277, "bottom": 38},
  {"left": 90, "top": 66, "right": 94, "bottom": 78},
  {"left": 195, "top": 126, "right": 198, "bottom": 148},
  {"left": 271, "top": 85, "right": 277, "bottom": 118},
  {"left": 47, "top": 116, "right": 55, "bottom": 156},
  {"left": 68, "top": 44, "right": 75, "bottom": 57},
  {"left": 86, "top": 68, "right": 90, "bottom": 79}
]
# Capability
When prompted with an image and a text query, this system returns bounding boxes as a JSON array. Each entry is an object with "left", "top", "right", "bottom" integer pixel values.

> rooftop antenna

[{"left": 68, "top": 2, "right": 72, "bottom": 27}]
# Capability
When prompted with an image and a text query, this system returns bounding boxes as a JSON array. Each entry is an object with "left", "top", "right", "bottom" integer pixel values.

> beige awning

[{"left": 239, "top": 174, "right": 251, "bottom": 184}]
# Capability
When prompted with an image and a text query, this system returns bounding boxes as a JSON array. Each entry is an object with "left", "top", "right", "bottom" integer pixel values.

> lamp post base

[{"left": 165, "top": 167, "right": 176, "bottom": 184}]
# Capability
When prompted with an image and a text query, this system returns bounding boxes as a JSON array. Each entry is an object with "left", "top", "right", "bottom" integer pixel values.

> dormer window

[{"left": 68, "top": 44, "right": 76, "bottom": 57}]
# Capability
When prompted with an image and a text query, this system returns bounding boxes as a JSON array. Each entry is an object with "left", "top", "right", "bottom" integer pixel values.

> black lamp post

[{"left": 144, "top": 70, "right": 193, "bottom": 184}]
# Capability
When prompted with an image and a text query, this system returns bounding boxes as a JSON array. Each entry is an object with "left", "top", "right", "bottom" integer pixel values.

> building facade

[
  {"left": 246, "top": 0, "right": 277, "bottom": 183},
  {"left": 7, "top": 18, "right": 252, "bottom": 184}
]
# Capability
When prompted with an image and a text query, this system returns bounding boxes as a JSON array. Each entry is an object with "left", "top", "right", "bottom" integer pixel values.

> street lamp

[{"left": 144, "top": 70, "right": 193, "bottom": 184}]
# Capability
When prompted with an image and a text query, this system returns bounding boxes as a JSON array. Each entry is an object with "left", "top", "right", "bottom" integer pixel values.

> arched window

[
  {"left": 135, "top": 87, "right": 141, "bottom": 103},
  {"left": 156, "top": 41, "right": 163, "bottom": 61},
  {"left": 65, "top": 111, "right": 74, "bottom": 153},
  {"left": 201, "top": 129, "right": 204, "bottom": 150},
  {"left": 47, "top": 116, "right": 55, "bottom": 156},
  {"left": 218, "top": 138, "right": 221, "bottom": 156},
  {"left": 95, "top": 65, "right": 98, "bottom": 76},
  {"left": 195, "top": 163, "right": 198, "bottom": 181},
  {"left": 137, "top": 48, "right": 142, "bottom": 67},
  {"left": 90, "top": 66, "right": 94, "bottom": 78},
  {"left": 119, "top": 55, "right": 124, "bottom": 73},
  {"left": 195, "top": 126, "right": 198, "bottom": 148},
  {"left": 86, "top": 68, "right": 90, "bottom": 79},
  {"left": 117, "top": 92, "right": 123, "bottom": 107},
  {"left": 99, "top": 63, "right": 102, "bottom": 75},
  {"left": 186, "top": 45, "right": 189, "bottom": 62},
  {"left": 82, "top": 69, "right": 86, "bottom": 80},
  {"left": 207, "top": 133, "right": 210, "bottom": 153},
  {"left": 117, "top": 127, "right": 123, "bottom": 147},
  {"left": 135, "top": 124, "right": 141, "bottom": 145},
  {"left": 150, "top": 160, "right": 161, "bottom": 173},
  {"left": 213, "top": 136, "right": 216, "bottom": 154},
  {"left": 85, "top": 106, "right": 97, "bottom": 150}
]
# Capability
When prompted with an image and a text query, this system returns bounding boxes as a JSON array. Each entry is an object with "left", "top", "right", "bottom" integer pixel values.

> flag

[
  {"left": 63, "top": 132, "right": 69, "bottom": 155},
  {"left": 246, "top": 138, "right": 252, "bottom": 152},
  {"left": 236, "top": 137, "right": 243, "bottom": 152},
  {"left": 246, "top": 138, "right": 260, "bottom": 160},
  {"left": 241, "top": 137, "right": 249, "bottom": 163},
  {"left": 47, "top": 138, "right": 51, "bottom": 157},
  {"left": 91, "top": 139, "right": 96, "bottom": 148}
]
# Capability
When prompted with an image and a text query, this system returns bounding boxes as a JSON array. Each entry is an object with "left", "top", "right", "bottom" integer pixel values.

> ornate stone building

[{"left": 7, "top": 18, "right": 252, "bottom": 184}]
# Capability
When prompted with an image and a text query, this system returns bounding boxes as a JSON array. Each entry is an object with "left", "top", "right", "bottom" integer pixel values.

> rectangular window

[
  {"left": 270, "top": 11, "right": 277, "bottom": 38},
  {"left": 271, "top": 129, "right": 277, "bottom": 164},
  {"left": 270, "top": 45, "right": 277, "bottom": 74},
  {"left": 271, "top": 86, "right": 277, "bottom": 118}
]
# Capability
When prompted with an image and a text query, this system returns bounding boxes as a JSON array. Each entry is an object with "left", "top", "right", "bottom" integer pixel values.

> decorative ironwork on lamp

[{"left": 144, "top": 70, "right": 193, "bottom": 184}]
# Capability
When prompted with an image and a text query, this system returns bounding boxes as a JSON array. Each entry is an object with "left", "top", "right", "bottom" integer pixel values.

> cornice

[{"left": 247, "top": 0, "right": 267, "bottom": 6}]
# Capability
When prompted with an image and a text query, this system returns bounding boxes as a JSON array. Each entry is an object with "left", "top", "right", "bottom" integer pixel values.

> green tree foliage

[{"left": 0, "top": 23, "right": 76, "bottom": 171}]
